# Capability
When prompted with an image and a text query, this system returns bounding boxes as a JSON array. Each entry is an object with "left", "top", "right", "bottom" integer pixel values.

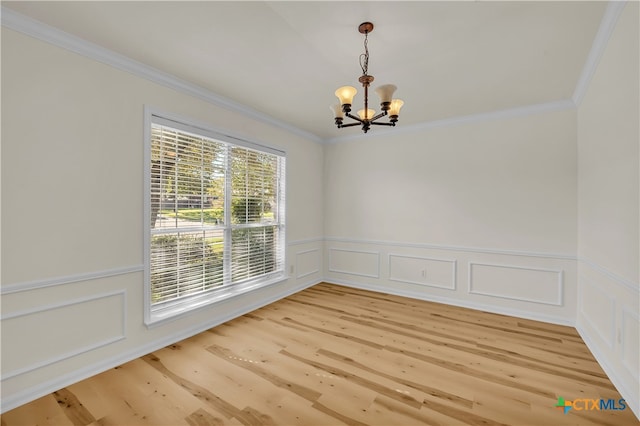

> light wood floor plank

[{"left": 2, "top": 283, "right": 637, "bottom": 425}]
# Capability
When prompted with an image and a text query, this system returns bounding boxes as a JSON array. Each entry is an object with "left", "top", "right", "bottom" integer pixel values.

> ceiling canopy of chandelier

[{"left": 331, "top": 22, "right": 404, "bottom": 134}]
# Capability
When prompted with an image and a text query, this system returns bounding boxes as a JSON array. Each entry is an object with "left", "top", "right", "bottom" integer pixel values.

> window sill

[{"left": 145, "top": 273, "right": 287, "bottom": 328}]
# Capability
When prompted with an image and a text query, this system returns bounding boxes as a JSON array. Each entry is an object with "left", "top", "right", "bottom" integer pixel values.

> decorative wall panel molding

[
  {"left": 388, "top": 254, "right": 456, "bottom": 290},
  {"left": 0, "top": 279, "right": 321, "bottom": 414},
  {"left": 328, "top": 248, "right": 380, "bottom": 278},
  {"left": 295, "top": 248, "right": 321, "bottom": 279},
  {"left": 576, "top": 322, "right": 639, "bottom": 421},
  {"left": 579, "top": 256, "right": 638, "bottom": 293},
  {"left": 579, "top": 276, "right": 616, "bottom": 349},
  {"left": 1, "top": 290, "right": 126, "bottom": 380},
  {"left": 324, "top": 236, "right": 575, "bottom": 260},
  {"left": 621, "top": 307, "right": 640, "bottom": 378},
  {"left": 468, "top": 262, "right": 563, "bottom": 306},
  {"left": 0, "top": 265, "right": 143, "bottom": 295},
  {"left": 287, "top": 237, "right": 324, "bottom": 246}
]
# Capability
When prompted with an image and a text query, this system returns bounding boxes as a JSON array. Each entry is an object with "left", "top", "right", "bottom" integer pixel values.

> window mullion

[
  {"left": 201, "top": 138, "right": 204, "bottom": 226},
  {"left": 173, "top": 131, "right": 180, "bottom": 298},
  {"left": 277, "top": 156, "right": 286, "bottom": 272},
  {"left": 200, "top": 139, "right": 205, "bottom": 292},
  {"left": 223, "top": 144, "right": 232, "bottom": 286},
  {"left": 173, "top": 133, "right": 178, "bottom": 228}
]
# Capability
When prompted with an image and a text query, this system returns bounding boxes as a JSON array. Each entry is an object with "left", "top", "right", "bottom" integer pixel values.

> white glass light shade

[
  {"left": 335, "top": 86, "right": 357, "bottom": 106},
  {"left": 330, "top": 104, "right": 344, "bottom": 118},
  {"left": 374, "top": 84, "right": 397, "bottom": 104},
  {"left": 357, "top": 108, "right": 376, "bottom": 120},
  {"left": 389, "top": 99, "right": 404, "bottom": 116}
]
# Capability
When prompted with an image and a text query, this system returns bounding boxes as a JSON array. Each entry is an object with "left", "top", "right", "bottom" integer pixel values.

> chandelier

[{"left": 331, "top": 22, "right": 404, "bottom": 133}]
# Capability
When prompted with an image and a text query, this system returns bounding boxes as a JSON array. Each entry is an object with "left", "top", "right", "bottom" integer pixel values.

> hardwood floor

[{"left": 2, "top": 283, "right": 637, "bottom": 425}]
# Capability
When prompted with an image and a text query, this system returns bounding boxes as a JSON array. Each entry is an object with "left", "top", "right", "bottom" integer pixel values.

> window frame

[{"left": 143, "top": 107, "right": 286, "bottom": 326}]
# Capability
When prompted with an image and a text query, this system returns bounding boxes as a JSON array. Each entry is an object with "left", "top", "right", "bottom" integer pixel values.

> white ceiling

[{"left": 3, "top": 1, "right": 607, "bottom": 141}]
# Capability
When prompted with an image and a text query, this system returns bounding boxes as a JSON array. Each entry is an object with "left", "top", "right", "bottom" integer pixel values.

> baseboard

[
  {"left": 576, "top": 324, "right": 640, "bottom": 421},
  {"left": 0, "top": 278, "right": 321, "bottom": 414},
  {"left": 326, "top": 278, "right": 575, "bottom": 327}
]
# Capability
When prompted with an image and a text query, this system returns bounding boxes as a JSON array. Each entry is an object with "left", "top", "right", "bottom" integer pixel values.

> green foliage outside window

[
  {"left": 150, "top": 234, "right": 224, "bottom": 304},
  {"left": 149, "top": 122, "right": 283, "bottom": 308}
]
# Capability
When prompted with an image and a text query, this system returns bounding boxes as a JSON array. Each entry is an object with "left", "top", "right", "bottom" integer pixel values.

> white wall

[
  {"left": 324, "top": 108, "right": 578, "bottom": 325},
  {"left": 0, "top": 27, "right": 324, "bottom": 411},
  {"left": 2, "top": 1, "right": 639, "bottom": 418},
  {"left": 576, "top": 1, "right": 639, "bottom": 417}
]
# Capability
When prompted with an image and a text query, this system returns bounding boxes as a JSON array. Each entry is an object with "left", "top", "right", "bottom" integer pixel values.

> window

[{"left": 144, "top": 112, "right": 285, "bottom": 325}]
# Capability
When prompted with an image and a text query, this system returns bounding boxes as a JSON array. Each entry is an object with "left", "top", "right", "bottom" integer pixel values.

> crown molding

[
  {"left": 325, "top": 99, "right": 576, "bottom": 144},
  {"left": 323, "top": 0, "right": 630, "bottom": 144},
  {"left": 2, "top": 2, "right": 626, "bottom": 145},
  {"left": 0, "top": 7, "right": 323, "bottom": 144},
  {"left": 572, "top": 0, "right": 628, "bottom": 105}
]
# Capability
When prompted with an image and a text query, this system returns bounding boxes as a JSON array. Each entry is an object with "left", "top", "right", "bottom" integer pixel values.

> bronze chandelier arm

[
  {"left": 338, "top": 122, "right": 361, "bottom": 128},
  {"left": 369, "top": 111, "right": 388, "bottom": 122},
  {"left": 345, "top": 112, "right": 364, "bottom": 123}
]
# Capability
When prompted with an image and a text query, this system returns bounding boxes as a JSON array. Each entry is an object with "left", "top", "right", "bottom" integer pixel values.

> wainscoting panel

[
  {"left": 1, "top": 290, "right": 126, "bottom": 380},
  {"left": 324, "top": 237, "right": 576, "bottom": 327},
  {"left": 468, "top": 262, "right": 563, "bottom": 306},
  {"left": 576, "top": 259, "right": 640, "bottom": 419},
  {"left": 389, "top": 254, "right": 456, "bottom": 290},
  {"left": 579, "top": 275, "right": 616, "bottom": 349},
  {"left": 0, "top": 259, "right": 321, "bottom": 413},
  {"left": 622, "top": 308, "right": 640, "bottom": 379},
  {"left": 328, "top": 248, "right": 380, "bottom": 278},
  {"left": 295, "top": 248, "right": 321, "bottom": 279}
]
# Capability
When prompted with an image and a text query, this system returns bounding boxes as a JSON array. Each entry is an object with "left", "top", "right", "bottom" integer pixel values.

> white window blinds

[{"left": 146, "top": 114, "right": 285, "bottom": 323}]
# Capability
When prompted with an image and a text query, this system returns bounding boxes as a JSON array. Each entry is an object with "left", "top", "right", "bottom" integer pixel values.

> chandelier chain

[{"left": 359, "top": 31, "right": 369, "bottom": 76}]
